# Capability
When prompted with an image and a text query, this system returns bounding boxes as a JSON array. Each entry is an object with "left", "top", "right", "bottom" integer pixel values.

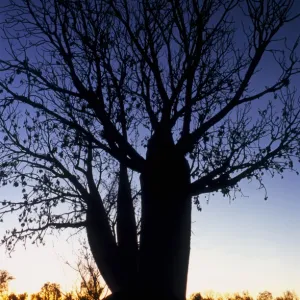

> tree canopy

[{"left": 0, "top": 0, "right": 300, "bottom": 299}]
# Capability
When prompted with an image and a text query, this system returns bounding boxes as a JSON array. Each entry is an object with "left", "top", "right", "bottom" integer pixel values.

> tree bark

[
  {"left": 86, "top": 196, "right": 123, "bottom": 292},
  {"left": 116, "top": 164, "right": 138, "bottom": 288},
  {"left": 91, "top": 131, "right": 191, "bottom": 300},
  {"left": 138, "top": 131, "right": 191, "bottom": 300}
]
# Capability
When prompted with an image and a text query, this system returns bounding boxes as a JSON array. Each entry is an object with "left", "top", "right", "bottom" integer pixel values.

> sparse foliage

[
  {"left": 39, "top": 283, "right": 61, "bottom": 300},
  {"left": 67, "top": 241, "right": 106, "bottom": 300},
  {"left": 0, "top": 270, "right": 14, "bottom": 295}
]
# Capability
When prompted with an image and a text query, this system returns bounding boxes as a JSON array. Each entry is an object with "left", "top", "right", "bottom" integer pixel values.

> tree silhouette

[
  {"left": 228, "top": 293, "right": 253, "bottom": 300},
  {"left": 281, "top": 291, "right": 299, "bottom": 300},
  {"left": 257, "top": 291, "right": 273, "bottom": 300},
  {"left": 67, "top": 241, "right": 106, "bottom": 300},
  {"left": 39, "top": 283, "right": 61, "bottom": 300},
  {"left": 62, "top": 293, "right": 75, "bottom": 300},
  {"left": 30, "top": 293, "right": 43, "bottom": 300},
  {"left": 0, "top": 0, "right": 300, "bottom": 299},
  {"left": 31, "top": 293, "right": 43, "bottom": 300},
  {"left": 0, "top": 270, "right": 14, "bottom": 296},
  {"left": 188, "top": 291, "right": 296, "bottom": 300},
  {"left": 189, "top": 293, "right": 202, "bottom": 300},
  {"left": 8, "top": 293, "right": 28, "bottom": 300},
  {"left": 8, "top": 294, "right": 19, "bottom": 300}
]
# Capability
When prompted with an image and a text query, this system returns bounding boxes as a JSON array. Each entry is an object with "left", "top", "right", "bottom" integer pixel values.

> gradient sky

[
  {"left": 1, "top": 173, "right": 300, "bottom": 297},
  {"left": 1, "top": 1, "right": 300, "bottom": 299}
]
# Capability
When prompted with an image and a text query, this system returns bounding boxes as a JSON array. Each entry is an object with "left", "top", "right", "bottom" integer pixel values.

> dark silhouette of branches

[
  {"left": 0, "top": 1, "right": 299, "bottom": 299},
  {"left": 66, "top": 240, "right": 107, "bottom": 300}
]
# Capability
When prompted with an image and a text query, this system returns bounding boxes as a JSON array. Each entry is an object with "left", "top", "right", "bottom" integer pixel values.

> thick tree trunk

[
  {"left": 116, "top": 164, "right": 138, "bottom": 288},
  {"left": 86, "top": 196, "right": 124, "bottom": 292},
  {"left": 138, "top": 132, "right": 191, "bottom": 300},
  {"left": 92, "top": 131, "right": 192, "bottom": 300}
]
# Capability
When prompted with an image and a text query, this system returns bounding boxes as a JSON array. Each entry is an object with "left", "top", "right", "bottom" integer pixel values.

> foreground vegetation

[
  {"left": 0, "top": 283, "right": 299, "bottom": 300},
  {"left": 1, "top": 244, "right": 298, "bottom": 300},
  {"left": 0, "top": 244, "right": 300, "bottom": 300},
  {"left": 189, "top": 291, "right": 299, "bottom": 300},
  {"left": 1, "top": 268, "right": 299, "bottom": 300},
  {"left": 0, "top": 243, "right": 107, "bottom": 300}
]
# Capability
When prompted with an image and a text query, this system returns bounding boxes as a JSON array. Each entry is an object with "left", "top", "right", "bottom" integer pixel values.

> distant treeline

[
  {"left": 0, "top": 286, "right": 298, "bottom": 300},
  {"left": 0, "top": 281, "right": 106, "bottom": 300},
  {"left": 190, "top": 290, "right": 299, "bottom": 300}
]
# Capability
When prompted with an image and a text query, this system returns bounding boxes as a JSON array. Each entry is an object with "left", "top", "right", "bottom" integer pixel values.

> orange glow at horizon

[
  {"left": 1, "top": 230, "right": 299, "bottom": 298},
  {"left": 1, "top": 179, "right": 300, "bottom": 298}
]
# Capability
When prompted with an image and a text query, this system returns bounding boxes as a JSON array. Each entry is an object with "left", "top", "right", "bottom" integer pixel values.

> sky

[
  {"left": 1, "top": 173, "right": 300, "bottom": 298},
  {"left": 0, "top": 0, "right": 300, "bottom": 299},
  {"left": 188, "top": 174, "right": 300, "bottom": 297}
]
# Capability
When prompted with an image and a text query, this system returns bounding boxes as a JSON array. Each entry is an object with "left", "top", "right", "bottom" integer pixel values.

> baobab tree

[{"left": 0, "top": 0, "right": 300, "bottom": 299}]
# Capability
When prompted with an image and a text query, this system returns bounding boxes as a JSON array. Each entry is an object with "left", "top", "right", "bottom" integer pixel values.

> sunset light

[
  {"left": 0, "top": 0, "right": 300, "bottom": 300},
  {"left": 1, "top": 176, "right": 300, "bottom": 298}
]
